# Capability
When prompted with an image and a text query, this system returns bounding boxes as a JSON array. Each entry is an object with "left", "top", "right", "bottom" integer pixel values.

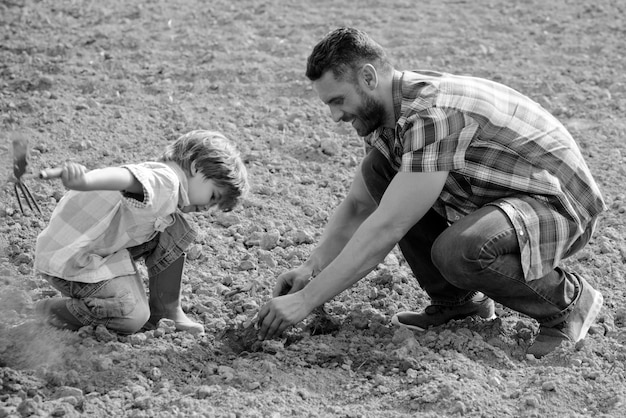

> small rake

[{"left": 10, "top": 133, "right": 62, "bottom": 215}]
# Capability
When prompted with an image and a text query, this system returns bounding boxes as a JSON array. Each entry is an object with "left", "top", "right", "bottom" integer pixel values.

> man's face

[{"left": 313, "top": 71, "right": 386, "bottom": 137}]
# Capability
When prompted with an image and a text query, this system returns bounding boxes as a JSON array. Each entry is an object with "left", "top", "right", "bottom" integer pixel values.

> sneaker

[
  {"left": 391, "top": 292, "right": 496, "bottom": 332},
  {"left": 528, "top": 282, "right": 603, "bottom": 358}
]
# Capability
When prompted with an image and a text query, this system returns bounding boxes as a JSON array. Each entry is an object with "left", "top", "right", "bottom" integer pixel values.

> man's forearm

[
  {"left": 300, "top": 170, "right": 449, "bottom": 309},
  {"left": 306, "top": 192, "right": 375, "bottom": 275},
  {"left": 301, "top": 211, "right": 399, "bottom": 308}
]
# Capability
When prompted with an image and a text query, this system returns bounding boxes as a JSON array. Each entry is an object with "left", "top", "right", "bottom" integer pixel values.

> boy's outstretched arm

[{"left": 55, "top": 162, "right": 142, "bottom": 194}]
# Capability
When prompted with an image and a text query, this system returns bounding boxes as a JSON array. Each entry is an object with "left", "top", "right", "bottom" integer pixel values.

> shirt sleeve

[
  {"left": 120, "top": 163, "right": 179, "bottom": 213},
  {"left": 399, "top": 107, "right": 474, "bottom": 173}
]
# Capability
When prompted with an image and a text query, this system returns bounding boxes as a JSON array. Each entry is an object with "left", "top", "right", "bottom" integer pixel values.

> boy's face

[{"left": 182, "top": 171, "right": 224, "bottom": 213}]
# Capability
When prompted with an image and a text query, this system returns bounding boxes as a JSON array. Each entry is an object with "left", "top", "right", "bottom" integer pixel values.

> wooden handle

[{"left": 39, "top": 167, "right": 64, "bottom": 179}]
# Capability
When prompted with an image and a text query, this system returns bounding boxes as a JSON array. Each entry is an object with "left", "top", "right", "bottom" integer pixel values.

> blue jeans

[
  {"left": 41, "top": 211, "right": 197, "bottom": 332},
  {"left": 361, "top": 148, "right": 583, "bottom": 326},
  {"left": 128, "top": 211, "right": 197, "bottom": 277},
  {"left": 43, "top": 268, "right": 150, "bottom": 333}
]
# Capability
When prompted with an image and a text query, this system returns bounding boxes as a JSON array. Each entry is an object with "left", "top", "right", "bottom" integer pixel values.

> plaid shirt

[
  {"left": 366, "top": 70, "right": 606, "bottom": 281},
  {"left": 35, "top": 162, "right": 190, "bottom": 283}
]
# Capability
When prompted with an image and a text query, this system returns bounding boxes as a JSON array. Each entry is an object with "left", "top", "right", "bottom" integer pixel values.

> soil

[{"left": 1, "top": 0, "right": 626, "bottom": 417}]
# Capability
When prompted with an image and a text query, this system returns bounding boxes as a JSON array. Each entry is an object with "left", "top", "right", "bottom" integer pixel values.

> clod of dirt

[
  {"left": 305, "top": 306, "right": 342, "bottom": 336},
  {"left": 219, "top": 322, "right": 262, "bottom": 354}
]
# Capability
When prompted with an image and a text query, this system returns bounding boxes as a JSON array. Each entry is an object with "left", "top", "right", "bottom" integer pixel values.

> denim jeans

[
  {"left": 360, "top": 148, "right": 584, "bottom": 325},
  {"left": 128, "top": 211, "right": 197, "bottom": 277},
  {"left": 43, "top": 268, "right": 150, "bottom": 333},
  {"left": 41, "top": 211, "right": 197, "bottom": 332}
]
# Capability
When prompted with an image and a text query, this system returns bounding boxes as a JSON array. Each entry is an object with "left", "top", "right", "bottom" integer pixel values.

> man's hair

[
  {"left": 160, "top": 130, "right": 249, "bottom": 211},
  {"left": 305, "top": 27, "right": 392, "bottom": 82}
]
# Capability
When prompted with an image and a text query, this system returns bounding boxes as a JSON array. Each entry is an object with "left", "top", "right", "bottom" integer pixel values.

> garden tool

[
  {"left": 146, "top": 253, "right": 205, "bottom": 335},
  {"left": 11, "top": 134, "right": 41, "bottom": 215},
  {"left": 10, "top": 134, "right": 65, "bottom": 214}
]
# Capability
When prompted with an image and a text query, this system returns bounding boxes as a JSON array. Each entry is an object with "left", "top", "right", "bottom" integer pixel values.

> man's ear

[
  {"left": 190, "top": 161, "right": 198, "bottom": 175},
  {"left": 361, "top": 64, "right": 379, "bottom": 90}
]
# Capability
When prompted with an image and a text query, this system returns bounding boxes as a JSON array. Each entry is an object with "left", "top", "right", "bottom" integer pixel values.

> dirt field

[{"left": 1, "top": 0, "right": 626, "bottom": 416}]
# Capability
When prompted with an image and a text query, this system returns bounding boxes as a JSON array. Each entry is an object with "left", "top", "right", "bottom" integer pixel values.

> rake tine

[
  {"left": 14, "top": 183, "right": 26, "bottom": 214},
  {"left": 20, "top": 181, "right": 42, "bottom": 214},
  {"left": 18, "top": 182, "right": 34, "bottom": 213},
  {"left": 14, "top": 181, "right": 42, "bottom": 215}
]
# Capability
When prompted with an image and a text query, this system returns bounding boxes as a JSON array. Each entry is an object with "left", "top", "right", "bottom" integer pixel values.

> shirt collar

[
  {"left": 163, "top": 161, "right": 190, "bottom": 209},
  {"left": 391, "top": 71, "right": 404, "bottom": 123}
]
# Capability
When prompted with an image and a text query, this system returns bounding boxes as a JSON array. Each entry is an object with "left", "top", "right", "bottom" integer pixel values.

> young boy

[{"left": 34, "top": 130, "right": 249, "bottom": 335}]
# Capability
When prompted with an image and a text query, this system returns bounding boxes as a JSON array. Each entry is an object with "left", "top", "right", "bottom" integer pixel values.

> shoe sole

[
  {"left": 574, "top": 289, "right": 603, "bottom": 342},
  {"left": 391, "top": 310, "right": 497, "bottom": 332}
]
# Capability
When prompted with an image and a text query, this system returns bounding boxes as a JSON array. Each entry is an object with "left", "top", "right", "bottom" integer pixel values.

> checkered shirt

[
  {"left": 366, "top": 70, "right": 606, "bottom": 281},
  {"left": 35, "top": 162, "right": 190, "bottom": 283}
]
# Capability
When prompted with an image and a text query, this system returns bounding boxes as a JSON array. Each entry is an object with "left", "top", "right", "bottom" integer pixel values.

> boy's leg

[
  {"left": 34, "top": 298, "right": 84, "bottom": 331},
  {"left": 35, "top": 274, "right": 84, "bottom": 330},
  {"left": 37, "top": 270, "right": 150, "bottom": 334},
  {"left": 91, "top": 270, "right": 150, "bottom": 334},
  {"left": 146, "top": 253, "right": 205, "bottom": 335}
]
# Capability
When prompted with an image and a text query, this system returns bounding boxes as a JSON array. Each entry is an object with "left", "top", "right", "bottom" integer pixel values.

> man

[{"left": 257, "top": 27, "right": 606, "bottom": 357}]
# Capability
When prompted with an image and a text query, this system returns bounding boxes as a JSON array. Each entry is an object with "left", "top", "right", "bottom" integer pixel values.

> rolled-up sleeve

[{"left": 121, "top": 163, "right": 179, "bottom": 213}]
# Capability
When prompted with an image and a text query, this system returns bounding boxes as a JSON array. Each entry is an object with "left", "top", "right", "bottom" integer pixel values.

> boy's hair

[
  {"left": 305, "top": 27, "right": 392, "bottom": 83},
  {"left": 160, "top": 130, "right": 249, "bottom": 211}
]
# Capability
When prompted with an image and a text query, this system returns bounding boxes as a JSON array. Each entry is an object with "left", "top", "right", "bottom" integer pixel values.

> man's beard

[{"left": 351, "top": 86, "right": 387, "bottom": 137}]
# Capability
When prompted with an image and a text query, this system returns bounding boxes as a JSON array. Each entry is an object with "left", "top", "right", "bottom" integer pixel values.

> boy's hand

[{"left": 60, "top": 162, "right": 91, "bottom": 190}]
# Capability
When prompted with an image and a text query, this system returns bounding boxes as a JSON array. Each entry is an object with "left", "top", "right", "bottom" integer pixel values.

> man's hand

[
  {"left": 273, "top": 265, "right": 315, "bottom": 297},
  {"left": 257, "top": 292, "right": 313, "bottom": 340}
]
